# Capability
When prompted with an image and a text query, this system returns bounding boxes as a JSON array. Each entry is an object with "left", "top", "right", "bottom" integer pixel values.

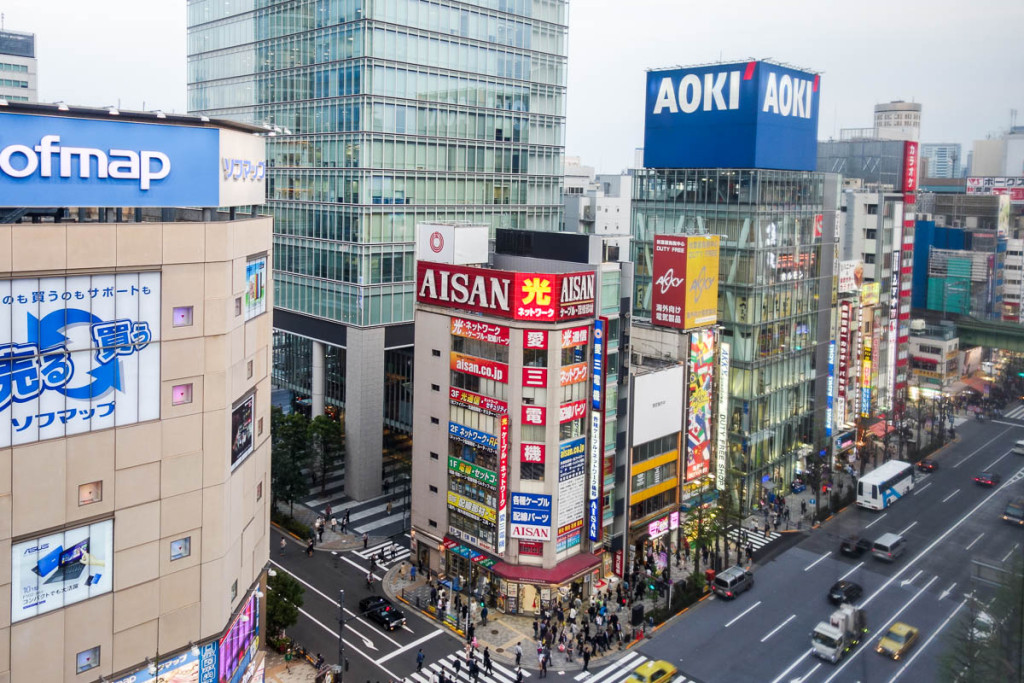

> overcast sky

[{"left": 3, "top": 0, "right": 1022, "bottom": 173}]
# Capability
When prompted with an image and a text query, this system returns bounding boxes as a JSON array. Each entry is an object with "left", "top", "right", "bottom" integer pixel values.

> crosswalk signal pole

[{"left": 338, "top": 589, "right": 345, "bottom": 681}]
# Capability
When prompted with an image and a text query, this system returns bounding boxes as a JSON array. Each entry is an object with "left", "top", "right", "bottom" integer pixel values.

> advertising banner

[
  {"left": 520, "top": 443, "right": 545, "bottom": 464},
  {"left": 588, "top": 317, "right": 606, "bottom": 541},
  {"left": 12, "top": 519, "right": 113, "bottom": 623},
  {"left": 219, "top": 593, "right": 259, "bottom": 683},
  {"left": 112, "top": 642, "right": 219, "bottom": 683},
  {"left": 683, "top": 235, "right": 721, "bottom": 329},
  {"left": 559, "top": 400, "right": 587, "bottom": 423},
  {"left": 522, "top": 367, "right": 547, "bottom": 387},
  {"left": 230, "top": 394, "right": 255, "bottom": 471},
  {"left": 686, "top": 330, "right": 714, "bottom": 480},
  {"left": 838, "top": 261, "right": 864, "bottom": 294},
  {"left": 496, "top": 415, "right": 509, "bottom": 554},
  {"left": 447, "top": 491, "right": 497, "bottom": 524},
  {"left": 591, "top": 319, "right": 606, "bottom": 411},
  {"left": 519, "top": 541, "right": 543, "bottom": 556},
  {"left": 560, "top": 362, "right": 588, "bottom": 386},
  {"left": 416, "top": 263, "right": 594, "bottom": 321},
  {"left": 0, "top": 273, "right": 160, "bottom": 448},
  {"left": 715, "top": 342, "right": 730, "bottom": 491},
  {"left": 651, "top": 235, "right": 720, "bottom": 329},
  {"left": 560, "top": 326, "right": 590, "bottom": 348},
  {"left": 448, "top": 455, "right": 498, "bottom": 488},
  {"left": 861, "top": 282, "right": 880, "bottom": 307},
  {"left": 826, "top": 341, "right": 835, "bottom": 438},
  {"left": 556, "top": 528, "right": 582, "bottom": 553},
  {"left": 648, "top": 515, "right": 670, "bottom": 539},
  {"left": 510, "top": 493, "right": 552, "bottom": 541},
  {"left": 244, "top": 257, "right": 267, "bottom": 321},
  {"left": 414, "top": 222, "right": 488, "bottom": 266},
  {"left": 556, "top": 437, "right": 586, "bottom": 535},
  {"left": 521, "top": 405, "right": 546, "bottom": 425},
  {"left": 632, "top": 366, "right": 684, "bottom": 444},
  {"left": 966, "top": 176, "right": 1024, "bottom": 205},
  {"left": 838, "top": 301, "right": 853, "bottom": 425},
  {"left": 522, "top": 329, "right": 547, "bottom": 349},
  {"left": 450, "top": 352, "right": 508, "bottom": 384},
  {"left": 451, "top": 317, "right": 510, "bottom": 346},
  {"left": 644, "top": 60, "right": 821, "bottom": 171},
  {"left": 448, "top": 421, "right": 498, "bottom": 451},
  {"left": 902, "top": 141, "right": 919, "bottom": 193},
  {"left": 449, "top": 386, "right": 508, "bottom": 416}
]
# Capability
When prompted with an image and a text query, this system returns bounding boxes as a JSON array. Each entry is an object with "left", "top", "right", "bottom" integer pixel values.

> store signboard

[
  {"left": 0, "top": 273, "right": 161, "bottom": 448},
  {"left": 966, "top": 176, "right": 1024, "bottom": 204},
  {"left": 837, "top": 261, "right": 863, "bottom": 294},
  {"left": 230, "top": 394, "right": 255, "bottom": 471},
  {"left": 448, "top": 421, "right": 498, "bottom": 451},
  {"left": 448, "top": 455, "right": 498, "bottom": 488},
  {"left": 447, "top": 492, "right": 497, "bottom": 524},
  {"left": 496, "top": 415, "right": 509, "bottom": 554},
  {"left": 112, "top": 642, "right": 219, "bottom": 683},
  {"left": 520, "top": 443, "right": 545, "bottom": 464},
  {"left": 449, "top": 387, "right": 508, "bottom": 416},
  {"left": 522, "top": 367, "right": 547, "bottom": 387},
  {"left": 12, "top": 519, "right": 113, "bottom": 622},
  {"left": 686, "top": 330, "right": 714, "bottom": 480},
  {"left": 521, "top": 405, "right": 546, "bottom": 425},
  {"left": 560, "top": 362, "right": 588, "bottom": 386},
  {"left": 557, "top": 437, "right": 586, "bottom": 534},
  {"left": 826, "top": 341, "right": 835, "bottom": 438},
  {"left": 450, "top": 352, "right": 508, "bottom": 384},
  {"left": 632, "top": 366, "right": 684, "bottom": 444},
  {"left": 522, "top": 329, "right": 547, "bottom": 349},
  {"left": 559, "top": 400, "right": 588, "bottom": 423},
  {"left": 902, "top": 141, "right": 919, "bottom": 193},
  {"left": 715, "top": 342, "right": 730, "bottom": 491},
  {"left": 651, "top": 235, "right": 720, "bottom": 330},
  {"left": 219, "top": 593, "right": 260, "bottom": 683},
  {"left": 510, "top": 493, "right": 552, "bottom": 541},
  {"left": 560, "top": 326, "right": 590, "bottom": 348},
  {"left": 450, "top": 317, "right": 510, "bottom": 346},
  {"left": 648, "top": 515, "right": 670, "bottom": 538}
]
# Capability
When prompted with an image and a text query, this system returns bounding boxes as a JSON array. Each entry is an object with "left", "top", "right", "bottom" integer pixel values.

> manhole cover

[
  {"left": 495, "top": 648, "right": 504, "bottom": 653},
  {"left": 491, "top": 630, "right": 499, "bottom": 635}
]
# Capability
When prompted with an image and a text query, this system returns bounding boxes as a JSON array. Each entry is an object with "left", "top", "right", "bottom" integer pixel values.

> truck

[
  {"left": 1003, "top": 497, "right": 1024, "bottom": 525},
  {"left": 811, "top": 604, "right": 867, "bottom": 663}
]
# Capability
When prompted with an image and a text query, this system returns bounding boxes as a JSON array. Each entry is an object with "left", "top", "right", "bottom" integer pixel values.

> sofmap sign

[
  {"left": 0, "top": 112, "right": 265, "bottom": 207},
  {"left": 0, "top": 274, "right": 160, "bottom": 448},
  {"left": 644, "top": 60, "right": 821, "bottom": 171}
]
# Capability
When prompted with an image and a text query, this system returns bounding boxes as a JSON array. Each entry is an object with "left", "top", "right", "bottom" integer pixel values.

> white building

[
  {"left": 0, "top": 29, "right": 37, "bottom": 103},
  {"left": 908, "top": 320, "right": 960, "bottom": 398},
  {"left": 972, "top": 127, "right": 1024, "bottom": 177},
  {"left": 873, "top": 101, "right": 921, "bottom": 141},
  {"left": 1004, "top": 238, "right": 1024, "bottom": 322},
  {"left": 562, "top": 159, "right": 631, "bottom": 256}
]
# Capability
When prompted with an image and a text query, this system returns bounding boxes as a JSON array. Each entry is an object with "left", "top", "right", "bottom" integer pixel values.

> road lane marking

[
  {"left": 724, "top": 600, "right": 761, "bottom": 627},
  {"left": 865, "top": 512, "right": 887, "bottom": 529},
  {"left": 887, "top": 597, "right": 968, "bottom": 683},
  {"left": 803, "top": 551, "right": 831, "bottom": 572},
  {"left": 942, "top": 488, "right": 960, "bottom": 503},
  {"left": 378, "top": 629, "right": 445, "bottom": 663},
  {"left": 1003, "top": 543, "right": 1020, "bottom": 563},
  {"left": 793, "top": 662, "right": 821, "bottom": 683},
  {"left": 955, "top": 428, "right": 1012, "bottom": 467},
  {"left": 965, "top": 532, "right": 986, "bottom": 551},
  {"left": 900, "top": 520, "right": 918, "bottom": 535},
  {"left": 760, "top": 614, "right": 796, "bottom": 642},
  {"left": 839, "top": 561, "right": 864, "bottom": 581},
  {"left": 939, "top": 582, "right": 957, "bottom": 600},
  {"left": 985, "top": 450, "right": 1012, "bottom": 470},
  {"left": 769, "top": 649, "right": 812, "bottom": 683},
  {"left": 899, "top": 569, "right": 922, "bottom": 587},
  {"left": 295, "top": 606, "right": 404, "bottom": 679},
  {"left": 340, "top": 552, "right": 384, "bottom": 580},
  {"left": 298, "top": 606, "right": 375, "bottom": 651},
  {"left": 913, "top": 482, "right": 932, "bottom": 496}
]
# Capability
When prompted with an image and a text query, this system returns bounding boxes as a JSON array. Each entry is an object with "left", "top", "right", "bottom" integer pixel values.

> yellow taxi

[
  {"left": 625, "top": 660, "right": 678, "bottom": 683},
  {"left": 876, "top": 622, "right": 919, "bottom": 660}
]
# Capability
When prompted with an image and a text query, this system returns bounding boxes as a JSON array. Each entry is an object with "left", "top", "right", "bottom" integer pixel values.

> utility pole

[{"left": 337, "top": 589, "right": 345, "bottom": 681}]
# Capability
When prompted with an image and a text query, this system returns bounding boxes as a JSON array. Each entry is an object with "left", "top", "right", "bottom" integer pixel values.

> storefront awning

[
  {"left": 962, "top": 377, "right": 990, "bottom": 395},
  {"left": 490, "top": 551, "right": 601, "bottom": 585},
  {"left": 867, "top": 422, "right": 896, "bottom": 439}
]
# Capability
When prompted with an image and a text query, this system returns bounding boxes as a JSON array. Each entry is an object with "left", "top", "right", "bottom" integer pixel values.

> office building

[
  {"left": 921, "top": 143, "right": 962, "bottom": 179},
  {"left": 0, "top": 29, "right": 36, "bottom": 103},
  {"left": 873, "top": 101, "right": 922, "bottom": 142},
  {"left": 0, "top": 104, "right": 270, "bottom": 683},
  {"left": 187, "top": 0, "right": 569, "bottom": 499},
  {"left": 907, "top": 320, "right": 960, "bottom": 398},
  {"left": 971, "top": 127, "right": 1024, "bottom": 177}
]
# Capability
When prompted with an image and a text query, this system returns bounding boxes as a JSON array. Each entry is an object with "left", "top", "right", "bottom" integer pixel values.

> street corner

[{"left": 263, "top": 652, "right": 319, "bottom": 683}]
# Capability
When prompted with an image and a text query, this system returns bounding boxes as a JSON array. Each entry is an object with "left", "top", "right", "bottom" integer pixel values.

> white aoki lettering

[
  {"left": 0, "top": 135, "right": 170, "bottom": 189},
  {"left": 652, "top": 71, "right": 740, "bottom": 114},
  {"left": 762, "top": 72, "right": 814, "bottom": 119}
]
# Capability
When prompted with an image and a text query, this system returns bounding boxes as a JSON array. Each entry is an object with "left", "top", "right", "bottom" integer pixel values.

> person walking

[
  {"left": 416, "top": 649, "right": 425, "bottom": 672},
  {"left": 514, "top": 641, "right": 523, "bottom": 667},
  {"left": 387, "top": 500, "right": 393, "bottom": 515},
  {"left": 362, "top": 532, "right": 369, "bottom": 549},
  {"left": 581, "top": 643, "right": 591, "bottom": 672},
  {"left": 306, "top": 538, "right": 315, "bottom": 557},
  {"left": 516, "top": 667, "right": 524, "bottom": 683},
  {"left": 483, "top": 647, "right": 492, "bottom": 675},
  {"left": 279, "top": 537, "right": 286, "bottom": 556},
  {"left": 330, "top": 516, "right": 337, "bottom": 533}
]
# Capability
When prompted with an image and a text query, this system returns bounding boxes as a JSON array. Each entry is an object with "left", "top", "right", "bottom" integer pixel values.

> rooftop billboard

[{"left": 644, "top": 60, "right": 820, "bottom": 171}]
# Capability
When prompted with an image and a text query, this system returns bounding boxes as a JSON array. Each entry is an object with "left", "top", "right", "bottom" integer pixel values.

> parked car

[
  {"left": 828, "top": 580, "right": 864, "bottom": 605},
  {"left": 974, "top": 471, "right": 1002, "bottom": 487},
  {"left": 876, "top": 622, "right": 919, "bottom": 660},
  {"left": 916, "top": 458, "right": 937, "bottom": 472},
  {"left": 839, "top": 536, "right": 872, "bottom": 557},
  {"left": 358, "top": 596, "right": 406, "bottom": 631}
]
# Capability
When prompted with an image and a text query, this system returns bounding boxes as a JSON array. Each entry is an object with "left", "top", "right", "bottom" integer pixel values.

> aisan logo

[
  {"left": 429, "top": 231, "right": 444, "bottom": 253},
  {"left": 655, "top": 268, "right": 684, "bottom": 294},
  {"left": 689, "top": 266, "right": 715, "bottom": 302}
]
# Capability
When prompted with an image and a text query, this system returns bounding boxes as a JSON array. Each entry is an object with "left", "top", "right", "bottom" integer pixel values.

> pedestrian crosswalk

[
  {"left": 1003, "top": 404, "right": 1024, "bottom": 420},
  {"left": 573, "top": 651, "right": 699, "bottom": 683},
  {"left": 726, "top": 526, "right": 782, "bottom": 555},
  {"left": 300, "top": 459, "right": 411, "bottom": 536},
  {"left": 352, "top": 539, "right": 411, "bottom": 568},
  {"left": 408, "top": 650, "right": 532, "bottom": 683}
]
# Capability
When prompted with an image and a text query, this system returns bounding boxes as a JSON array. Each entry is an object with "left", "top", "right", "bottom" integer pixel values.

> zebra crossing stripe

[
  {"left": 575, "top": 650, "right": 646, "bottom": 682},
  {"left": 424, "top": 651, "right": 526, "bottom": 683},
  {"left": 1004, "top": 405, "right": 1024, "bottom": 420}
]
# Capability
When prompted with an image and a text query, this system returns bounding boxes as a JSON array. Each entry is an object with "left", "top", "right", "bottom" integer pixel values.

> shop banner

[
  {"left": 519, "top": 541, "right": 543, "bottom": 556},
  {"left": 510, "top": 493, "right": 552, "bottom": 541},
  {"left": 559, "top": 400, "right": 587, "bottom": 423},
  {"left": 231, "top": 394, "right": 255, "bottom": 471},
  {"left": 557, "top": 437, "right": 586, "bottom": 534},
  {"left": 449, "top": 387, "right": 508, "bottom": 416},
  {"left": 686, "top": 330, "right": 714, "bottom": 480},
  {"left": 522, "top": 367, "right": 547, "bottom": 388},
  {"left": 449, "top": 421, "right": 498, "bottom": 451},
  {"left": 613, "top": 549, "right": 624, "bottom": 577},
  {"left": 521, "top": 405, "right": 546, "bottom": 425},
  {"left": 448, "top": 455, "right": 498, "bottom": 488},
  {"left": 560, "top": 362, "right": 588, "bottom": 387},
  {"left": 648, "top": 516, "right": 670, "bottom": 538},
  {"left": 520, "top": 443, "right": 545, "bottom": 464},
  {"left": 447, "top": 492, "right": 497, "bottom": 524},
  {"left": 556, "top": 528, "right": 582, "bottom": 553},
  {"left": 523, "top": 329, "right": 547, "bottom": 349},
  {"left": 589, "top": 317, "right": 607, "bottom": 541},
  {"left": 113, "top": 642, "right": 219, "bottom": 683},
  {"left": 715, "top": 342, "right": 730, "bottom": 491},
  {"left": 450, "top": 352, "right": 508, "bottom": 384},
  {"left": 496, "top": 415, "right": 509, "bottom": 554},
  {"left": 220, "top": 593, "right": 260, "bottom": 683},
  {"left": 451, "top": 317, "right": 510, "bottom": 346},
  {"left": 560, "top": 326, "right": 590, "bottom": 348}
]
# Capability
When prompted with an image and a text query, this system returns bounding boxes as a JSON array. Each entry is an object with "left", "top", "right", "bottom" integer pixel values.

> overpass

[{"left": 954, "top": 316, "right": 1024, "bottom": 353}]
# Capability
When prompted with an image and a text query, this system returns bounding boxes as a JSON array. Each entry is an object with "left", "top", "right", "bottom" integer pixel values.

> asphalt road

[{"left": 633, "top": 412, "right": 1024, "bottom": 683}]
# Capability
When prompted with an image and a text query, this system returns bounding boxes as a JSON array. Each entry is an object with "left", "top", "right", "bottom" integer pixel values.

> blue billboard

[
  {"left": 643, "top": 60, "right": 820, "bottom": 171},
  {"left": 0, "top": 112, "right": 221, "bottom": 207}
]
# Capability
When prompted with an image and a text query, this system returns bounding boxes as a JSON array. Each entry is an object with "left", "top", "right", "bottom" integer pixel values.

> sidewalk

[
  {"left": 263, "top": 652, "right": 319, "bottom": 683},
  {"left": 273, "top": 500, "right": 389, "bottom": 553}
]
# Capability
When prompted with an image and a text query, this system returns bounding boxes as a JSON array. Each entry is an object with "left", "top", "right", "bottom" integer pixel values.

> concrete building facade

[{"left": 0, "top": 30, "right": 36, "bottom": 103}]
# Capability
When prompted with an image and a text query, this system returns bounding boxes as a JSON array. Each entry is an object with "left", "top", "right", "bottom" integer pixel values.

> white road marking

[
  {"left": 377, "top": 628, "right": 445, "bottom": 663},
  {"left": 899, "top": 569, "right": 922, "bottom": 587},
  {"left": 954, "top": 428, "right": 1012, "bottom": 467},
  {"left": 839, "top": 561, "right": 864, "bottom": 581},
  {"left": 900, "top": 520, "right": 918, "bottom": 535},
  {"left": 1002, "top": 543, "right": 1020, "bottom": 563},
  {"left": 768, "top": 649, "right": 812, "bottom": 683},
  {"left": 942, "top": 488, "right": 960, "bottom": 503},
  {"left": 297, "top": 606, "right": 375, "bottom": 651},
  {"left": 985, "top": 450, "right": 1012, "bottom": 470},
  {"left": 965, "top": 532, "right": 985, "bottom": 551},
  {"left": 913, "top": 482, "right": 932, "bottom": 496},
  {"left": 724, "top": 600, "right": 762, "bottom": 627},
  {"left": 792, "top": 662, "right": 822, "bottom": 683},
  {"left": 803, "top": 551, "right": 831, "bottom": 572},
  {"left": 865, "top": 512, "right": 887, "bottom": 529},
  {"left": 887, "top": 598, "right": 968, "bottom": 683},
  {"left": 760, "top": 614, "right": 796, "bottom": 642}
]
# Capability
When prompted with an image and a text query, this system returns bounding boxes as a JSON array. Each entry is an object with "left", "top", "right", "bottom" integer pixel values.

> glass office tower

[
  {"left": 631, "top": 168, "right": 839, "bottom": 512},
  {"left": 187, "top": 0, "right": 567, "bottom": 498}
]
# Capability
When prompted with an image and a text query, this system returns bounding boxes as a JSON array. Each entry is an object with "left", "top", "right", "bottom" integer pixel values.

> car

[
  {"left": 916, "top": 458, "right": 937, "bottom": 472},
  {"left": 625, "top": 660, "right": 679, "bottom": 683},
  {"left": 358, "top": 596, "right": 406, "bottom": 631},
  {"left": 876, "top": 622, "right": 919, "bottom": 660},
  {"left": 974, "top": 471, "right": 1002, "bottom": 487},
  {"left": 828, "top": 580, "right": 863, "bottom": 605},
  {"left": 839, "top": 536, "right": 872, "bottom": 557},
  {"left": 970, "top": 611, "right": 995, "bottom": 641}
]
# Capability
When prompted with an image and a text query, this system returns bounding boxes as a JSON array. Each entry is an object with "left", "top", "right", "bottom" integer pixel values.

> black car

[
  {"left": 974, "top": 471, "right": 1002, "bottom": 487},
  {"left": 358, "top": 596, "right": 406, "bottom": 631},
  {"left": 916, "top": 458, "right": 937, "bottom": 472},
  {"left": 828, "top": 580, "right": 863, "bottom": 605},
  {"left": 839, "top": 536, "right": 872, "bottom": 557}
]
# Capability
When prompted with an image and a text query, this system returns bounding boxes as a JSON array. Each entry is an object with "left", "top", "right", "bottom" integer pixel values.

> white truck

[{"left": 811, "top": 604, "right": 867, "bottom": 663}]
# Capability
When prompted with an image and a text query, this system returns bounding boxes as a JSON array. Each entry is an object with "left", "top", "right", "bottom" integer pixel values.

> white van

[{"left": 1012, "top": 440, "right": 1024, "bottom": 455}]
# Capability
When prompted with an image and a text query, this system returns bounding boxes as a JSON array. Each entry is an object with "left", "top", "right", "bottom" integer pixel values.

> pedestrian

[
  {"left": 363, "top": 532, "right": 369, "bottom": 549},
  {"left": 453, "top": 658, "right": 461, "bottom": 677},
  {"left": 416, "top": 649, "right": 425, "bottom": 671},
  {"left": 746, "top": 542, "right": 754, "bottom": 563},
  {"left": 763, "top": 521, "right": 770, "bottom": 539},
  {"left": 383, "top": 478, "right": 390, "bottom": 494},
  {"left": 467, "top": 623, "right": 475, "bottom": 644},
  {"left": 325, "top": 503, "right": 332, "bottom": 520},
  {"left": 773, "top": 514, "right": 781, "bottom": 531},
  {"left": 279, "top": 537, "right": 286, "bottom": 556},
  {"left": 582, "top": 643, "right": 591, "bottom": 672},
  {"left": 514, "top": 641, "right": 523, "bottom": 667},
  {"left": 481, "top": 604, "right": 488, "bottom": 625},
  {"left": 801, "top": 499, "right": 807, "bottom": 517},
  {"left": 367, "top": 571, "right": 374, "bottom": 591},
  {"left": 538, "top": 651, "right": 546, "bottom": 678},
  {"left": 318, "top": 522, "right": 325, "bottom": 543},
  {"left": 306, "top": 538, "right": 315, "bottom": 557},
  {"left": 341, "top": 516, "right": 347, "bottom": 533},
  {"left": 410, "top": 564, "right": 417, "bottom": 581},
  {"left": 533, "top": 619, "right": 539, "bottom": 639},
  {"left": 387, "top": 501, "right": 393, "bottom": 515},
  {"left": 516, "top": 667, "right": 524, "bottom": 683},
  {"left": 330, "top": 516, "right": 337, "bottom": 532}
]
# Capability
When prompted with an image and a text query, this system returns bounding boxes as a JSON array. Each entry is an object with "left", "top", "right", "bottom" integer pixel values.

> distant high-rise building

[
  {"left": 0, "top": 29, "right": 37, "bottom": 103},
  {"left": 874, "top": 101, "right": 921, "bottom": 141},
  {"left": 972, "top": 127, "right": 1024, "bottom": 177},
  {"left": 188, "top": 0, "right": 568, "bottom": 499},
  {"left": 921, "top": 143, "right": 962, "bottom": 179}
]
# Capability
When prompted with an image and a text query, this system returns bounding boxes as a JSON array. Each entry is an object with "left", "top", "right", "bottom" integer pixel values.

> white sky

[{"left": 3, "top": 0, "right": 1022, "bottom": 173}]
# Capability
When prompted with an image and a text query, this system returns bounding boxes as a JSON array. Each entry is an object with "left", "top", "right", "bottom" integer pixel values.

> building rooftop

[
  {"left": 647, "top": 57, "right": 818, "bottom": 75},
  {"left": 0, "top": 100, "right": 265, "bottom": 135}
]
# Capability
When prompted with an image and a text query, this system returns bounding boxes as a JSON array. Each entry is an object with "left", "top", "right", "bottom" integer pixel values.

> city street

[{"left": 629, "top": 410, "right": 1024, "bottom": 683}]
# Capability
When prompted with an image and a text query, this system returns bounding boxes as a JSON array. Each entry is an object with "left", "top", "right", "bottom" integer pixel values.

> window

[
  {"left": 432, "top": 383, "right": 440, "bottom": 392},
  {"left": 78, "top": 481, "right": 102, "bottom": 506},
  {"left": 234, "top": 297, "right": 242, "bottom": 316},
  {"left": 432, "top": 349, "right": 441, "bottom": 357},
  {"left": 172, "top": 306, "right": 194, "bottom": 327},
  {"left": 429, "top": 485, "right": 439, "bottom": 493},
  {"left": 431, "top": 416, "right": 440, "bottom": 424},
  {"left": 521, "top": 462, "right": 545, "bottom": 481},
  {"left": 523, "top": 348, "right": 547, "bottom": 367},
  {"left": 76, "top": 647, "right": 100, "bottom": 674},
  {"left": 172, "top": 384, "right": 193, "bottom": 405},
  {"left": 247, "top": 360, "right": 253, "bottom": 378},
  {"left": 170, "top": 537, "right": 192, "bottom": 561},
  {"left": 231, "top": 580, "right": 238, "bottom": 601},
  {"left": 429, "top": 519, "right": 438, "bottom": 528},
  {"left": 864, "top": 254, "right": 876, "bottom": 264},
  {"left": 430, "top": 451, "right": 439, "bottom": 460}
]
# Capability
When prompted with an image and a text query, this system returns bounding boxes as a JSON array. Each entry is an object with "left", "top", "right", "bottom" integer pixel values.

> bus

[{"left": 856, "top": 460, "right": 915, "bottom": 511}]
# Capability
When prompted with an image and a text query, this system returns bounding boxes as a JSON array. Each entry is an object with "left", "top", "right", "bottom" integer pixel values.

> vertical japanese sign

[
  {"left": 588, "top": 318, "right": 606, "bottom": 541},
  {"left": 716, "top": 342, "right": 730, "bottom": 491},
  {"left": 497, "top": 415, "right": 509, "bottom": 555},
  {"left": 652, "top": 235, "right": 720, "bottom": 329},
  {"left": 826, "top": 341, "right": 835, "bottom": 438},
  {"left": 838, "top": 301, "right": 853, "bottom": 425},
  {"left": 902, "top": 141, "right": 919, "bottom": 193},
  {"left": 556, "top": 437, "right": 586, "bottom": 553},
  {"left": 0, "top": 273, "right": 161, "bottom": 448},
  {"left": 244, "top": 256, "right": 267, "bottom": 320},
  {"left": 686, "top": 329, "right": 714, "bottom": 480}
]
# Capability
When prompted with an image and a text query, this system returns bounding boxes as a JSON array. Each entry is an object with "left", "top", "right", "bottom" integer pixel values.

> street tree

[
  {"left": 271, "top": 406, "right": 311, "bottom": 516},
  {"left": 308, "top": 414, "right": 343, "bottom": 495},
  {"left": 267, "top": 571, "right": 304, "bottom": 639}
]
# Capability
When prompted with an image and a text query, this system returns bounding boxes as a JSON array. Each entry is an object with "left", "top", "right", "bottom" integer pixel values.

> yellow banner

[{"left": 684, "top": 235, "right": 720, "bottom": 329}]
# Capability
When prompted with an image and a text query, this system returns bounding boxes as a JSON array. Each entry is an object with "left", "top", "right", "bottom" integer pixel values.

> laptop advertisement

[{"left": 11, "top": 519, "right": 112, "bottom": 622}]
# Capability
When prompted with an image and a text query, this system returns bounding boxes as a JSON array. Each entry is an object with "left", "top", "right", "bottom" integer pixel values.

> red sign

[
  {"left": 521, "top": 405, "right": 546, "bottom": 425},
  {"left": 651, "top": 235, "right": 688, "bottom": 329},
  {"left": 450, "top": 317, "right": 510, "bottom": 345},
  {"left": 497, "top": 415, "right": 509, "bottom": 554},
  {"left": 451, "top": 352, "right": 508, "bottom": 383},
  {"left": 560, "top": 326, "right": 590, "bottom": 348},
  {"left": 449, "top": 387, "right": 509, "bottom": 416},
  {"left": 813, "top": 213, "right": 823, "bottom": 239},
  {"left": 560, "top": 362, "right": 588, "bottom": 386},
  {"left": 523, "top": 329, "right": 548, "bottom": 349},
  {"left": 902, "top": 141, "right": 919, "bottom": 193},
  {"left": 838, "top": 301, "right": 852, "bottom": 401},
  {"left": 523, "top": 367, "right": 547, "bottom": 387},
  {"left": 417, "top": 262, "right": 595, "bottom": 321},
  {"left": 519, "top": 540, "right": 543, "bottom": 556},
  {"left": 613, "top": 549, "right": 624, "bottom": 577},
  {"left": 521, "top": 443, "right": 545, "bottom": 464},
  {"left": 559, "top": 400, "right": 588, "bottom": 423}
]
